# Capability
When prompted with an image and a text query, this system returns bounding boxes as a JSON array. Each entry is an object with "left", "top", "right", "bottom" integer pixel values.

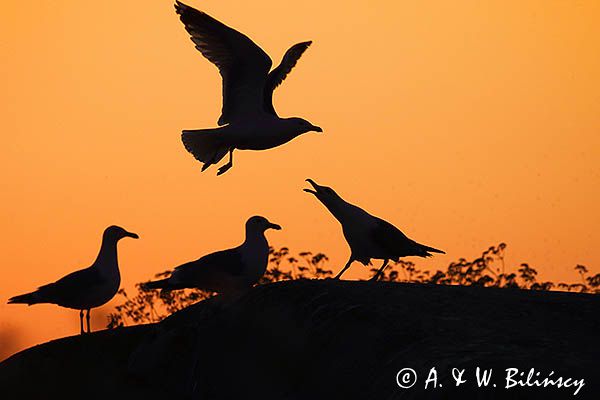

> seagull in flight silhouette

[
  {"left": 174, "top": 1, "right": 322, "bottom": 175},
  {"left": 304, "top": 179, "right": 445, "bottom": 280},
  {"left": 8, "top": 226, "right": 139, "bottom": 334},
  {"left": 143, "top": 216, "right": 281, "bottom": 294}
]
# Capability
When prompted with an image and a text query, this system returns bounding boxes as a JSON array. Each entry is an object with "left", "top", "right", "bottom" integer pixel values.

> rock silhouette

[{"left": 1, "top": 280, "right": 598, "bottom": 399}]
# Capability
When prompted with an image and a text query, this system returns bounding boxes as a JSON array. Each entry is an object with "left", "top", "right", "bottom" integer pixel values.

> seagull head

[
  {"left": 246, "top": 216, "right": 282, "bottom": 233},
  {"left": 104, "top": 225, "right": 140, "bottom": 242},
  {"left": 303, "top": 178, "right": 343, "bottom": 209},
  {"left": 284, "top": 117, "right": 322, "bottom": 136}
]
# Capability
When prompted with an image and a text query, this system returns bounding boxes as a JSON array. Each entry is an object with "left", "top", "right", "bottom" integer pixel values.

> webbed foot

[{"left": 217, "top": 163, "right": 233, "bottom": 175}]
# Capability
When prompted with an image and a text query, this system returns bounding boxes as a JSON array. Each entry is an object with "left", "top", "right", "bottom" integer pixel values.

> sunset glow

[{"left": 1, "top": 0, "right": 599, "bottom": 358}]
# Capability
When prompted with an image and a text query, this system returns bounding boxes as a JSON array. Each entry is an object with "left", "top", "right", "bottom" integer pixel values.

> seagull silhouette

[
  {"left": 304, "top": 179, "right": 445, "bottom": 280},
  {"left": 174, "top": 1, "right": 322, "bottom": 175},
  {"left": 143, "top": 216, "right": 281, "bottom": 294},
  {"left": 8, "top": 225, "right": 139, "bottom": 334}
]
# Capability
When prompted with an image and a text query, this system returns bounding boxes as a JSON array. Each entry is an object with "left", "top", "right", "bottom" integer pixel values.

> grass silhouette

[{"left": 107, "top": 243, "right": 597, "bottom": 328}]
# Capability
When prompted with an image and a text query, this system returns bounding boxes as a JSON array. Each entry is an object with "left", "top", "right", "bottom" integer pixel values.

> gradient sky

[{"left": 1, "top": 0, "right": 599, "bottom": 359}]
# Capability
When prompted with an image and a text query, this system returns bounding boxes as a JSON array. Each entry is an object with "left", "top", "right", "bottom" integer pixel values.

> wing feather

[
  {"left": 175, "top": 1, "right": 273, "bottom": 124},
  {"left": 173, "top": 248, "right": 244, "bottom": 284},
  {"left": 371, "top": 218, "right": 440, "bottom": 259},
  {"left": 36, "top": 268, "right": 104, "bottom": 305},
  {"left": 263, "top": 41, "right": 312, "bottom": 115}
]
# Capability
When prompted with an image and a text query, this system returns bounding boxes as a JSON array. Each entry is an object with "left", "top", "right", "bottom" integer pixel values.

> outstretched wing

[
  {"left": 175, "top": 1, "right": 273, "bottom": 125},
  {"left": 263, "top": 41, "right": 312, "bottom": 116}
]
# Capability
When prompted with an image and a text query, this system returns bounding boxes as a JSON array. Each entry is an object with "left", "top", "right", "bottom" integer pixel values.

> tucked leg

[
  {"left": 370, "top": 259, "right": 389, "bottom": 281},
  {"left": 86, "top": 309, "right": 91, "bottom": 334},
  {"left": 334, "top": 257, "right": 354, "bottom": 280},
  {"left": 79, "top": 310, "right": 84, "bottom": 335},
  {"left": 217, "top": 149, "right": 234, "bottom": 176}
]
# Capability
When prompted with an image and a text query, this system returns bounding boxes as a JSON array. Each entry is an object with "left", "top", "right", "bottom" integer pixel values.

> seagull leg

[
  {"left": 334, "top": 258, "right": 354, "bottom": 280},
  {"left": 370, "top": 259, "right": 389, "bottom": 282},
  {"left": 201, "top": 162, "right": 212, "bottom": 172},
  {"left": 217, "top": 149, "right": 234, "bottom": 176},
  {"left": 79, "top": 310, "right": 84, "bottom": 335},
  {"left": 86, "top": 309, "right": 91, "bottom": 334}
]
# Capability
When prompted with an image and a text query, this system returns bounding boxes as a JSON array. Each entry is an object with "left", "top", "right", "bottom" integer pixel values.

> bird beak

[
  {"left": 125, "top": 231, "right": 139, "bottom": 239},
  {"left": 268, "top": 223, "right": 282, "bottom": 230},
  {"left": 311, "top": 125, "right": 323, "bottom": 133},
  {"left": 303, "top": 178, "right": 320, "bottom": 195}
]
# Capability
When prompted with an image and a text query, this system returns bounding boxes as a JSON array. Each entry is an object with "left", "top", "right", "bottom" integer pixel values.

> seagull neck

[
  {"left": 94, "top": 236, "right": 119, "bottom": 269},
  {"left": 325, "top": 198, "right": 361, "bottom": 224},
  {"left": 243, "top": 229, "right": 267, "bottom": 247}
]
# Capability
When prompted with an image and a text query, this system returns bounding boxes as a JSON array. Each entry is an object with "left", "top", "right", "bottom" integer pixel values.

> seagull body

[
  {"left": 304, "top": 179, "right": 445, "bottom": 280},
  {"left": 143, "top": 216, "right": 281, "bottom": 294},
  {"left": 175, "top": 1, "right": 322, "bottom": 175},
  {"left": 8, "top": 226, "right": 139, "bottom": 334}
]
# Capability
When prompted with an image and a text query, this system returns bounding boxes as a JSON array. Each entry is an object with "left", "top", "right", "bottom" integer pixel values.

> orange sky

[{"left": 1, "top": 0, "right": 599, "bottom": 359}]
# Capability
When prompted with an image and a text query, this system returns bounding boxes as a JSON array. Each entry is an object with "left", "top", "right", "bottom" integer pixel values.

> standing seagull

[
  {"left": 8, "top": 225, "right": 139, "bottom": 334},
  {"left": 304, "top": 179, "right": 445, "bottom": 281},
  {"left": 143, "top": 216, "right": 281, "bottom": 294},
  {"left": 175, "top": 1, "right": 322, "bottom": 175}
]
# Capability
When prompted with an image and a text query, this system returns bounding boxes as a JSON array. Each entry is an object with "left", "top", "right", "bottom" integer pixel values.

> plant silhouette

[{"left": 107, "top": 243, "right": 597, "bottom": 328}]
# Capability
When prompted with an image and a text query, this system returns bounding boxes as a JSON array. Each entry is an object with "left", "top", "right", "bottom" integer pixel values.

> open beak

[
  {"left": 303, "top": 178, "right": 320, "bottom": 195},
  {"left": 125, "top": 231, "right": 139, "bottom": 239},
  {"left": 311, "top": 125, "right": 323, "bottom": 133},
  {"left": 268, "top": 222, "right": 282, "bottom": 230}
]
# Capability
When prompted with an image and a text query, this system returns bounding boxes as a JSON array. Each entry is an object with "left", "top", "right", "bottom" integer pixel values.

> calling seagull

[{"left": 304, "top": 179, "right": 445, "bottom": 280}]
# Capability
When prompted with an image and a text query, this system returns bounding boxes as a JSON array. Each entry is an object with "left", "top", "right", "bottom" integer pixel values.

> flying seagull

[
  {"left": 8, "top": 225, "right": 139, "bottom": 334},
  {"left": 174, "top": 1, "right": 322, "bottom": 175},
  {"left": 304, "top": 179, "right": 445, "bottom": 280},
  {"left": 143, "top": 216, "right": 281, "bottom": 294}
]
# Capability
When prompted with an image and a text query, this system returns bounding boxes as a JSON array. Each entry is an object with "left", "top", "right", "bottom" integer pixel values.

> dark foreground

[{"left": 1, "top": 280, "right": 598, "bottom": 399}]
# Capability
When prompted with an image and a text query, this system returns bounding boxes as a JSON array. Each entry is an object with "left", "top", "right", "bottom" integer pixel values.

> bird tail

[
  {"left": 181, "top": 128, "right": 230, "bottom": 171},
  {"left": 8, "top": 291, "right": 42, "bottom": 305},
  {"left": 420, "top": 244, "right": 445, "bottom": 256},
  {"left": 141, "top": 279, "right": 173, "bottom": 291}
]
